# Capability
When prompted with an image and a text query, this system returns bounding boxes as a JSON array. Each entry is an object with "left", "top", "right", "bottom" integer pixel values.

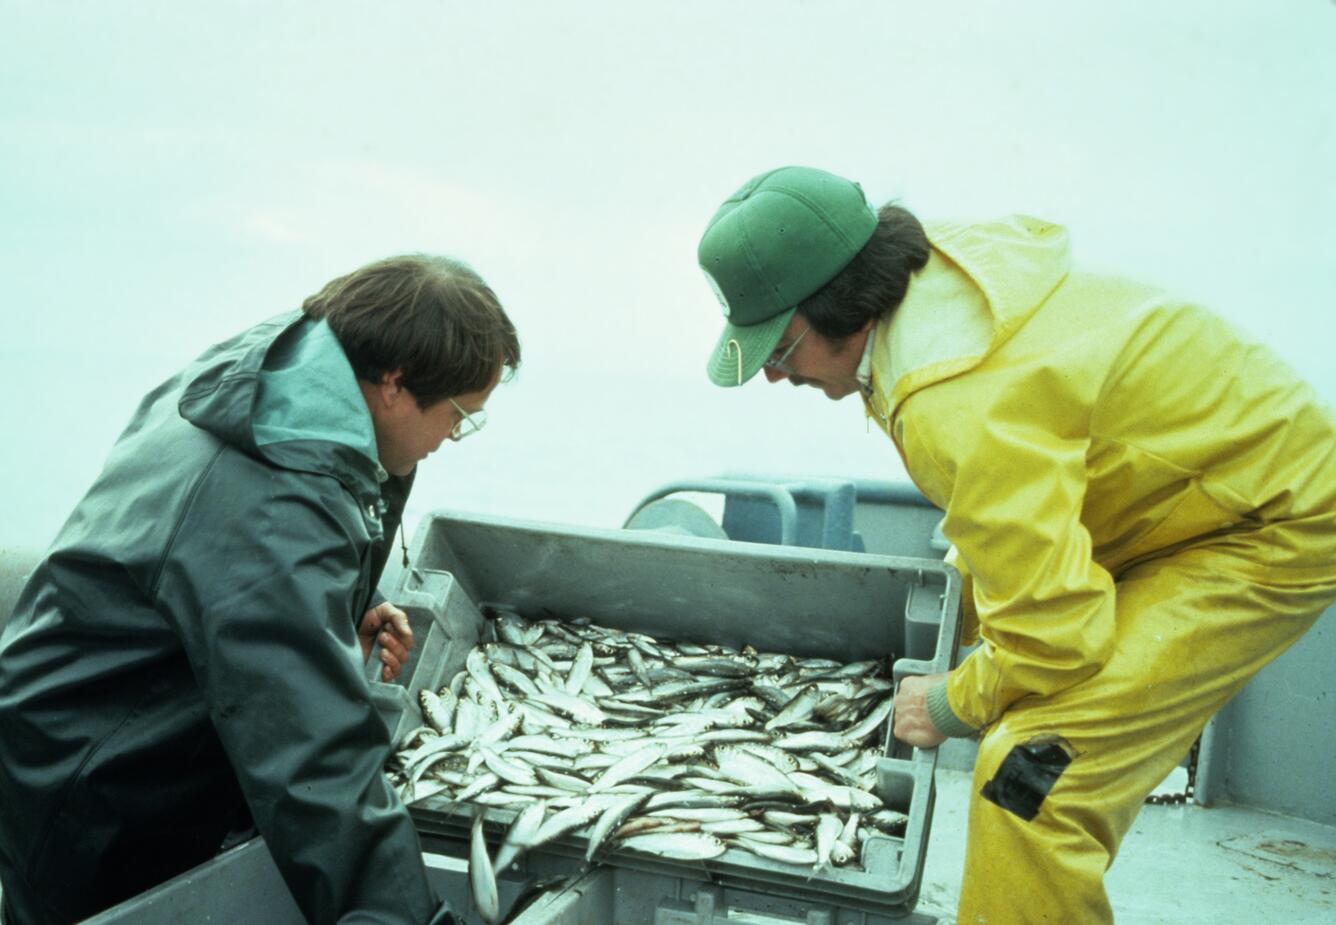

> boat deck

[{"left": 915, "top": 767, "right": 1336, "bottom": 924}]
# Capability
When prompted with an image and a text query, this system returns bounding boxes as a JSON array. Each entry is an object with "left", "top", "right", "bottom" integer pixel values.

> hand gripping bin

[{"left": 377, "top": 510, "right": 963, "bottom": 924}]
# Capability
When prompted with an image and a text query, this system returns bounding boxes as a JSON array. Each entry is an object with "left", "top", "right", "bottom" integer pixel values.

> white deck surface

[{"left": 914, "top": 767, "right": 1336, "bottom": 924}]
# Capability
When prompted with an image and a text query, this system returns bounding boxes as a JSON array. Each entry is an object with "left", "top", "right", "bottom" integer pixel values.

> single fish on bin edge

[{"left": 469, "top": 811, "right": 500, "bottom": 924}]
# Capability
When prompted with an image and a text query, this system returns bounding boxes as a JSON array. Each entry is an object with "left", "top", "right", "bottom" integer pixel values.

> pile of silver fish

[{"left": 384, "top": 612, "right": 905, "bottom": 924}]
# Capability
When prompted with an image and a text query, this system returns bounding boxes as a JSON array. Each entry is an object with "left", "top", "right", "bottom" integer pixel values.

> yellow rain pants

[{"left": 863, "top": 216, "right": 1336, "bottom": 924}]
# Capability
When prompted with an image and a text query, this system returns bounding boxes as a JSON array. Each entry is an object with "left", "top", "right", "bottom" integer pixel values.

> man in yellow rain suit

[{"left": 697, "top": 165, "right": 1336, "bottom": 923}]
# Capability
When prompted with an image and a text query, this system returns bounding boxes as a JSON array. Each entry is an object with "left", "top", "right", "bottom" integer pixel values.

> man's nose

[{"left": 763, "top": 366, "right": 787, "bottom": 384}]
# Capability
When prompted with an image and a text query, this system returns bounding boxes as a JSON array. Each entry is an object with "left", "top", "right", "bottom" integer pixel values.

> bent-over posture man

[
  {"left": 0, "top": 255, "right": 520, "bottom": 924},
  {"left": 696, "top": 165, "right": 1336, "bottom": 924}
]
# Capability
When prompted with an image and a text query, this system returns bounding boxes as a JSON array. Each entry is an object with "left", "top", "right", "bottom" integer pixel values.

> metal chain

[{"left": 1144, "top": 735, "right": 1200, "bottom": 805}]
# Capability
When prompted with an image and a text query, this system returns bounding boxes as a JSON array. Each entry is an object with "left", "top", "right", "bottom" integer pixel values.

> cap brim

[{"left": 706, "top": 307, "right": 796, "bottom": 387}]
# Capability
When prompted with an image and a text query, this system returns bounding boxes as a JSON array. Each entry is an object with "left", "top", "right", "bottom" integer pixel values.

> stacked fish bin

[{"left": 368, "top": 510, "right": 962, "bottom": 924}]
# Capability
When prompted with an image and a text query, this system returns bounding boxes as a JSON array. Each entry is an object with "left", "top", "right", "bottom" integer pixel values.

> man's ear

[{"left": 371, "top": 369, "right": 408, "bottom": 409}]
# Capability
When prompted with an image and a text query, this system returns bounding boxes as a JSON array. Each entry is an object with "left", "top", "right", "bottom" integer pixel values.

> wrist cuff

[{"left": 927, "top": 680, "right": 978, "bottom": 738}]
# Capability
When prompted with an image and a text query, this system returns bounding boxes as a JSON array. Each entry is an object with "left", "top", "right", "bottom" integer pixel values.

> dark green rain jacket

[{"left": 0, "top": 313, "right": 451, "bottom": 924}]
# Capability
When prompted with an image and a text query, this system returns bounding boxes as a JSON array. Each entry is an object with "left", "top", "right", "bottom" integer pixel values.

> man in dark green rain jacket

[{"left": 0, "top": 255, "right": 520, "bottom": 924}]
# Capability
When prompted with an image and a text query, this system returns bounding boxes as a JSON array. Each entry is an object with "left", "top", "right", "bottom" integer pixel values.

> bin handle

[{"left": 624, "top": 478, "right": 799, "bottom": 545}]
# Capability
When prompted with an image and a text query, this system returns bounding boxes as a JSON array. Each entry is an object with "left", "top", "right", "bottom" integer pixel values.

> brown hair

[
  {"left": 303, "top": 255, "right": 521, "bottom": 407},
  {"left": 796, "top": 204, "right": 930, "bottom": 341}
]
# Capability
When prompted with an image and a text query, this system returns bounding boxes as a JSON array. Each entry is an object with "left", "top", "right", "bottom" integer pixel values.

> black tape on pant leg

[{"left": 980, "top": 734, "right": 1075, "bottom": 821}]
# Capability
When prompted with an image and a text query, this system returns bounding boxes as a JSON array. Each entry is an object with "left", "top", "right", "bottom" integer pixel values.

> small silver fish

[
  {"left": 584, "top": 792, "right": 651, "bottom": 861},
  {"left": 490, "top": 662, "right": 542, "bottom": 698},
  {"left": 618, "top": 831, "right": 727, "bottom": 860},
  {"left": 815, "top": 813, "right": 843, "bottom": 868},
  {"left": 809, "top": 752, "right": 865, "bottom": 788},
  {"left": 535, "top": 767, "right": 591, "bottom": 793},
  {"left": 475, "top": 703, "right": 523, "bottom": 747},
  {"left": 626, "top": 634, "right": 667, "bottom": 659},
  {"left": 762, "top": 810, "right": 818, "bottom": 829},
  {"left": 714, "top": 747, "right": 801, "bottom": 794},
  {"left": 402, "top": 732, "right": 471, "bottom": 772},
  {"left": 452, "top": 698, "right": 483, "bottom": 740},
  {"left": 494, "top": 611, "right": 531, "bottom": 647},
  {"left": 503, "top": 734, "right": 584, "bottom": 758},
  {"left": 456, "top": 772, "right": 501, "bottom": 803},
  {"left": 529, "top": 688, "right": 606, "bottom": 726},
  {"left": 670, "top": 655, "right": 754, "bottom": 678},
  {"left": 644, "top": 790, "right": 742, "bottom": 811},
  {"left": 564, "top": 642, "right": 594, "bottom": 695},
  {"left": 494, "top": 800, "right": 547, "bottom": 874},
  {"left": 772, "top": 731, "right": 851, "bottom": 753},
  {"left": 841, "top": 695, "right": 895, "bottom": 743},
  {"left": 734, "top": 838, "right": 818, "bottom": 866},
  {"left": 735, "top": 743, "right": 799, "bottom": 773},
  {"left": 479, "top": 747, "right": 537, "bottom": 787},
  {"left": 473, "top": 790, "right": 537, "bottom": 807},
  {"left": 418, "top": 688, "right": 456, "bottom": 735},
  {"left": 765, "top": 684, "right": 822, "bottom": 731},
  {"left": 469, "top": 812, "right": 500, "bottom": 924},
  {"left": 501, "top": 784, "right": 568, "bottom": 799},
  {"left": 589, "top": 743, "right": 668, "bottom": 793},
  {"left": 626, "top": 647, "right": 654, "bottom": 688},
  {"left": 517, "top": 702, "right": 569, "bottom": 733},
  {"left": 799, "top": 784, "right": 882, "bottom": 812},
  {"left": 467, "top": 648, "right": 507, "bottom": 705},
  {"left": 700, "top": 818, "right": 765, "bottom": 836},
  {"left": 646, "top": 807, "right": 749, "bottom": 822},
  {"left": 525, "top": 796, "right": 620, "bottom": 850},
  {"left": 731, "top": 828, "right": 796, "bottom": 845},
  {"left": 867, "top": 808, "right": 909, "bottom": 835}
]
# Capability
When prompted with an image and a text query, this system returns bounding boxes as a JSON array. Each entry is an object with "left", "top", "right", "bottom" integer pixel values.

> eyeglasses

[
  {"left": 448, "top": 398, "right": 487, "bottom": 441},
  {"left": 764, "top": 324, "right": 809, "bottom": 375}
]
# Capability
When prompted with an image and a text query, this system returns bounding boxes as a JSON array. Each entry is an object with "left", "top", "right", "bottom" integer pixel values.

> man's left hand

[{"left": 359, "top": 602, "right": 414, "bottom": 682}]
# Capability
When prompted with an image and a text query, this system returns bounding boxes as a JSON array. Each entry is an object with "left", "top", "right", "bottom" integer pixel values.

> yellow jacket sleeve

[
  {"left": 943, "top": 544, "right": 980, "bottom": 647},
  {"left": 897, "top": 400, "right": 1117, "bottom": 733}
]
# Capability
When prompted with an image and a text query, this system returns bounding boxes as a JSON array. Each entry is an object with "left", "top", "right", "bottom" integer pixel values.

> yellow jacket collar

[{"left": 865, "top": 215, "right": 1071, "bottom": 424}]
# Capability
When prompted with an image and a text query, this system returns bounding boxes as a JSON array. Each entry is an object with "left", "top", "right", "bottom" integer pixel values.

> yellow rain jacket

[{"left": 863, "top": 216, "right": 1336, "bottom": 734}]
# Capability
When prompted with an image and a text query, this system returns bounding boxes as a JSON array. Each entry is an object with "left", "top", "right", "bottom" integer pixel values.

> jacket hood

[
  {"left": 178, "top": 312, "right": 382, "bottom": 495},
  {"left": 867, "top": 215, "right": 1071, "bottom": 422}
]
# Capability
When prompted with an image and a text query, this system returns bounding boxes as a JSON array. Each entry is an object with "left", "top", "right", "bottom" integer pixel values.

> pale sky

[{"left": 2, "top": 0, "right": 1333, "bottom": 549}]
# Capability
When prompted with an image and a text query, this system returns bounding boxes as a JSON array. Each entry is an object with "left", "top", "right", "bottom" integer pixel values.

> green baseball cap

[{"left": 699, "top": 166, "right": 877, "bottom": 387}]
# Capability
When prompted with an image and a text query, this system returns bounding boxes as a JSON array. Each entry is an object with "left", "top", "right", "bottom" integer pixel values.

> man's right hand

[
  {"left": 358, "top": 602, "right": 414, "bottom": 682},
  {"left": 893, "top": 672, "right": 950, "bottom": 749}
]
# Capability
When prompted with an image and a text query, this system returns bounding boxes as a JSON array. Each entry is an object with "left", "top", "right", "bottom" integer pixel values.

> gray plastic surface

[
  {"left": 80, "top": 835, "right": 527, "bottom": 925},
  {"left": 79, "top": 838, "right": 304, "bottom": 925},
  {"left": 365, "top": 568, "right": 485, "bottom": 748},
  {"left": 396, "top": 509, "right": 962, "bottom": 919}
]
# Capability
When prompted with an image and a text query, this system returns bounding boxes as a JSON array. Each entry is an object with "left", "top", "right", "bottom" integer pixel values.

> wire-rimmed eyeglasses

[
  {"left": 448, "top": 398, "right": 487, "bottom": 441},
  {"left": 764, "top": 324, "right": 809, "bottom": 375}
]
